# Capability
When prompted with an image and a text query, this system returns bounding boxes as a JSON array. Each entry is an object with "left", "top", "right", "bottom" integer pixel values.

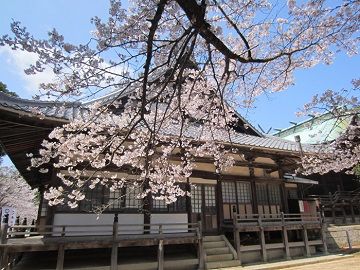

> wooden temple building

[{"left": 0, "top": 92, "right": 328, "bottom": 270}]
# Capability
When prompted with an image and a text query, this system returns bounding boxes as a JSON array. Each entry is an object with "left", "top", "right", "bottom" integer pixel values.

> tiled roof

[
  {"left": 0, "top": 92, "right": 308, "bottom": 154},
  {"left": 0, "top": 92, "right": 89, "bottom": 121},
  {"left": 162, "top": 123, "right": 311, "bottom": 153}
]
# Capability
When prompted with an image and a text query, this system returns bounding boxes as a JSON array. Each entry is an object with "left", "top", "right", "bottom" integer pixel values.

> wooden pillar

[
  {"left": 216, "top": 173, "right": 224, "bottom": 232},
  {"left": 276, "top": 159, "right": 289, "bottom": 213},
  {"left": 342, "top": 207, "right": 347, "bottom": 224},
  {"left": 197, "top": 220, "right": 204, "bottom": 270},
  {"left": 111, "top": 214, "right": 119, "bottom": 270},
  {"left": 302, "top": 226, "right": 311, "bottom": 257},
  {"left": 258, "top": 216, "right": 267, "bottom": 262},
  {"left": 320, "top": 211, "right": 329, "bottom": 254},
  {"left": 186, "top": 178, "right": 192, "bottom": 224},
  {"left": 246, "top": 155, "right": 258, "bottom": 215},
  {"left": 158, "top": 239, "right": 164, "bottom": 270},
  {"left": 232, "top": 209, "right": 241, "bottom": 264},
  {"left": 281, "top": 213, "right": 291, "bottom": 260},
  {"left": 56, "top": 244, "right": 65, "bottom": 270},
  {"left": 350, "top": 203, "right": 355, "bottom": 223},
  {"left": 0, "top": 248, "right": 9, "bottom": 270}
]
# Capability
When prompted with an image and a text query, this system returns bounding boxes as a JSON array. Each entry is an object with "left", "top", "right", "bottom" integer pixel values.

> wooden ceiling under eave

[{"left": 0, "top": 110, "right": 63, "bottom": 188}]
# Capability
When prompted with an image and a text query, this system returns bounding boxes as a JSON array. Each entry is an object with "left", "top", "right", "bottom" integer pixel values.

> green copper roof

[{"left": 274, "top": 113, "right": 353, "bottom": 144}]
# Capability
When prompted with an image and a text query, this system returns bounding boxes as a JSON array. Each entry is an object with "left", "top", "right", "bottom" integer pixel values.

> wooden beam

[
  {"left": 281, "top": 213, "right": 291, "bottom": 260},
  {"left": 56, "top": 244, "right": 65, "bottom": 270},
  {"left": 259, "top": 228, "right": 267, "bottom": 262},
  {"left": 302, "top": 226, "right": 311, "bottom": 257},
  {"left": 157, "top": 239, "right": 164, "bottom": 270}
]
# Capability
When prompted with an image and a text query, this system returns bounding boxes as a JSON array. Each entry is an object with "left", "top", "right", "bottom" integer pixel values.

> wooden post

[
  {"left": 197, "top": 220, "right": 204, "bottom": 270},
  {"left": 1, "top": 214, "right": 9, "bottom": 244},
  {"left": 342, "top": 207, "right": 347, "bottom": 224},
  {"left": 111, "top": 214, "right": 119, "bottom": 270},
  {"left": 320, "top": 211, "right": 329, "bottom": 255},
  {"left": 281, "top": 212, "right": 291, "bottom": 260},
  {"left": 56, "top": 244, "right": 65, "bottom": 270},
  {"left": 0, "top": 248, "right": 10, "bottom": 270},
  {"left": 232, "top": 209, "right": 241, "bottom": 264},
  {"left": 350, "top": 203, "right": 355, "bottom": 223},
  {"left": 302, "top": 226, "right": 311, "bottom": 257},
  {"left": 158, "top": 239, "right": 164, "bottom": 270},
  {"left": 258, "top": 215, "right": 267, "bottom": 262}
]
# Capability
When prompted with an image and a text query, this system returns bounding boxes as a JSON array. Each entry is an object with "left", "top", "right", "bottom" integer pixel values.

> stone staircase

[{"left": 203, "top": 235, "right": 241, "bottom": 269}]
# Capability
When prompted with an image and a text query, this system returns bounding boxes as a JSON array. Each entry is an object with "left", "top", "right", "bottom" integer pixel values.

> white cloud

[{"left": 0, "top": 46, "right": 56, "bottom": 96}]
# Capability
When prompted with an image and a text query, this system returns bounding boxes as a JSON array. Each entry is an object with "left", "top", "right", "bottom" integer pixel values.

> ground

[{"left": 278, "top": 252, "right": 360, "bottom": 270}]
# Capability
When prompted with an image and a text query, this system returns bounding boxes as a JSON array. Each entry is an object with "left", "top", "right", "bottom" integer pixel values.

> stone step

[
  {"left": 206, "top": 253, "right": 234, "bottom": 262},
  {"left": 203, "top": 235, "right": 223, "bottom": 242},
  {"left": 205, "top": 247, "right": 230, "bottom": 255},
  {"left": 203, "top": 241, "right": 226, "bottom": 249},
  {"left": 206, "top": 259, "right": 241, "bottom": 269}
]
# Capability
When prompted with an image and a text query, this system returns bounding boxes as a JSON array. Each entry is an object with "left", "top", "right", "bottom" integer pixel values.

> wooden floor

[{"left": 2, "top": 233, "right": 198, "bottom": 252}]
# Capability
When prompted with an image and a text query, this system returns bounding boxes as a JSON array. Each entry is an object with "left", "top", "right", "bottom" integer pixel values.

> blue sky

[{"left": 0, "top": 0, "right": 359, "bottom": 132}]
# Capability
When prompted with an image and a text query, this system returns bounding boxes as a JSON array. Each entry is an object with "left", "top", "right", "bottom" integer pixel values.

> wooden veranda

[
  {"left": 0, "top": 215, "right": 203, "bottom": 270},
  {"left": 223, "top": 212, "right": 328, "bottom": 265}
]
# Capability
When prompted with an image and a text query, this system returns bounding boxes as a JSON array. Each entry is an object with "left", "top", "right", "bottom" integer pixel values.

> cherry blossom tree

[
  {"left": 0, "top": 166, "right": 38, "bottom": 220},
  {"left": 0, "top": 0, "right": 359, "bottom": 208},
  {"left": 300, "top": 79, "right": 359, "bottom": 175}
]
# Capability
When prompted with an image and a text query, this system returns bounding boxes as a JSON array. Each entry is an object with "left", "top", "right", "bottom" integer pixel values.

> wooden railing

[
  {"left": 1, "top": 222, "right": 201, "bottom": 243},
  {"left": 308, "top": 187, "right": 360, "bottom": 223},
  {"left": 0, "top": 214, "right": 204, "bottom": 270},
  {"left": 231, "top": 211, "right": 327, "bottom": 265},
  {"left": 233, "top": 212, "right": 322, "bottom": 228}
]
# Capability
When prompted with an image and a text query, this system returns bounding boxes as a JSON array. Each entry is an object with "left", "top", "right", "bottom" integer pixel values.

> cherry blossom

[
  {"left": 0, "top": 0, "right": 359, "bottom": 208},
  {"left": 0, "top": 166, "right": 38, "bottom": 220}
]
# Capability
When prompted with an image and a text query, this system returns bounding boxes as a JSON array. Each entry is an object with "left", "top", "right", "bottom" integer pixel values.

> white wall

[
  {"left": 150, "top": 213, "right": 188, "bottom": 233},
  {"left": 53, "top": 213, "right": 144, "bottom": 236}
]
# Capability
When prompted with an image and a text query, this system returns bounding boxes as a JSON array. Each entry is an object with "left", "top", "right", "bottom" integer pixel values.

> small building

[
  {"left": 0, "top": 92, "right": 327, "bottom": 269},
  {"left": 274, "top": 113, "right": 360, "bottom": 224}
]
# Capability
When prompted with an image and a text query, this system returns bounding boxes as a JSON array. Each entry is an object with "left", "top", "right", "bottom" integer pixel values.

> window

[
  {"left": 236, "top": 182, "right": 252, "bottom": 203},
  {"left": 152, "top": 198, "right": 167, "bottom": 212},
  {"left": 106, "top": 188, "right": 125, "bottom": 210},
  {"left": 191, "top": 185, "right": 202, "bottom": 213},
  {"left": 268, "top": 184, "right": 281, "bottom": 204},
  {"left": 221, "top": 182, "right": 236, "bottom": 203},
  {"left": 256, "top": 183, "right": 268, "bottom": 205},
  {"left": 124, "top": 185, "right": 141, "bottom": 209},
  {"left": 80, "top": 185, "right": 104, "bottom": 211}
]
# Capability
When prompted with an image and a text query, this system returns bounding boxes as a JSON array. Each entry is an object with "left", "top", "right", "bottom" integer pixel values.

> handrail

[
  {"left": 233, "top": 212, "right": 321, "bottom": 227},
  {"left": 1, "top": 221, "right": 201, "bottom": 244}
]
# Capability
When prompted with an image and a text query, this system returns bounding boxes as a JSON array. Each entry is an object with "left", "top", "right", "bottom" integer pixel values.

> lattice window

[
  {"left": 80, "top": 185, "right": 104, "bottom": 211},
  {"left": 191, "top": 185, "right": 202, "bottom": 213},
  {"left": 268, "top": 184, "right": 281, "bottom": 204},
  {"left": 256, "top": 183, "right": 268, "bottom": 205},
  {"left": 152, "top": 198, "right": 167, "bottom": 211},
  {"left": 236, "top": 182, "right": 252, "bottom": 203},
  {"left": 168, "top": 196, "right": 186, "bottom": 212},
  {"left": 221, "top": 181, "right": 236, "bottom": 203},
  {"left": 124, "top": 185, "right": 141, "bottom": 209},
  {"left": 204, "top": 186, "right": 216, "bottom": 207},
  {"left": 40, "top": 198, "right": 48, "bottom": 216},
  {"left": 106, "top": 188, "right": 125, "bottom": 210}
]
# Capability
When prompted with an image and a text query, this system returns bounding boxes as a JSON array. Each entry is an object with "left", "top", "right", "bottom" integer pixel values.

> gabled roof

[
  {"left": 0, "top": 91, "right": 307, "bottom": 153},
  {"left": 0, "top": 91, "right": 311, "bottom": 187}
]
